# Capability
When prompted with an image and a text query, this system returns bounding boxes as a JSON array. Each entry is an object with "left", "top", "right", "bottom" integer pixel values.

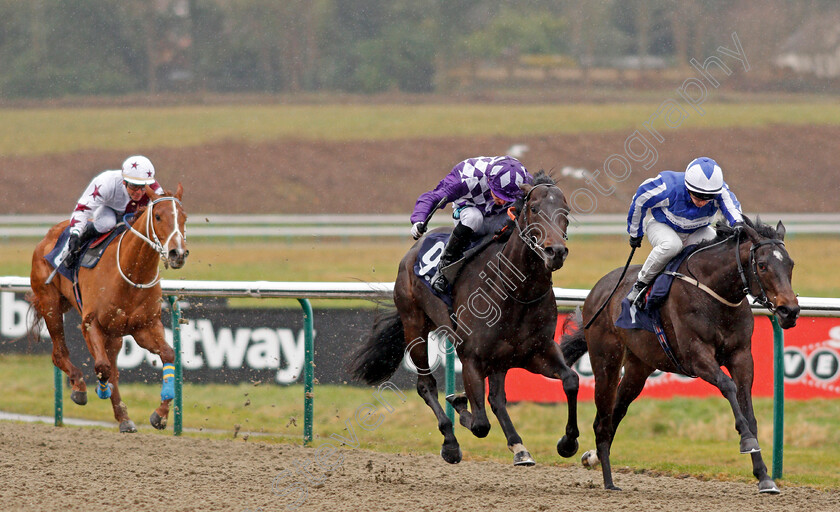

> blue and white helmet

[{"left": 684, "top": 157, "right": 723, "bottom": 196}]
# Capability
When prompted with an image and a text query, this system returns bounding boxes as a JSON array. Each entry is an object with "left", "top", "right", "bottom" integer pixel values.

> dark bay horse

[
  {"left": 29, "top": 184, "right": 189, "bottom": 432},
  {"left": 561, "top": 217, "right": 799, "bottom": 493},
  {"left": 351, "top": 171, "right": 580, "bottom": 465}
]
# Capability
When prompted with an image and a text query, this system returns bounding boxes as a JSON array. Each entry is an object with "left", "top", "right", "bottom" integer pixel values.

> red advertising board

[{"left": 504, "top": 315, "right": 840, "bottom": 402}]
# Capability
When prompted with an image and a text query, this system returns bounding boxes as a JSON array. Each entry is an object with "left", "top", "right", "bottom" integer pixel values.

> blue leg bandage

[
  {"left": 96, "top": 380, "right": 112, "bottom": 399},
  {"left": 161, "top": 364, "right": 175, "bottom": 401}
]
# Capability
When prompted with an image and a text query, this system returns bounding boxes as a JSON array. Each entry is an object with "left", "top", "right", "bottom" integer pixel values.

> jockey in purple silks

[
  {"left": 625, "top": 156, "right": 744, "bottom": 307},
  {"left": 410, "top": 156, "right": 533, "bottom": 293},
  {"left": 64, "top": 155, "right": 163, "bottom": 268}
]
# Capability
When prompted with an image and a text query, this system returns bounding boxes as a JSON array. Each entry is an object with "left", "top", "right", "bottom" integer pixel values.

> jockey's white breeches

[
  {"left": 455, "top": 206, "right": 508, "bottom": 236},
  {"left": 636, "top": 218, "right": 716, "bottom": 284}
]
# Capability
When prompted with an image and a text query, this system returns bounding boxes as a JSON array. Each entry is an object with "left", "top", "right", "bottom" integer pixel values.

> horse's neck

[
  {"left": 494, "top": 230, "right": 552, "bottom": 298},
  {"left": 684, "top": 240, "right": 746, "bottom": 304},
  {"left": 117, "top": 212, "right": 160, "bottom": 281}
]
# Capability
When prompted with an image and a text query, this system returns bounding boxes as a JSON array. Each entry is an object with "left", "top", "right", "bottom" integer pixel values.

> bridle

[
  {"left": 735, "top": 233, "right": 787, "bottom": 313},
  {"left": 116, "top": 196, "right": 186, "bottom": 289},
  {"left": 684, "top": 229, "right": 786, "bottom": 312},
  {"left": 500, "top": 183, "right": 569, "bottom": 304}
]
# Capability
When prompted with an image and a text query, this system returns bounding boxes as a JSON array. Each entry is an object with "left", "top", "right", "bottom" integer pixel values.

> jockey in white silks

[
  {"left": 625, "top": 156, "right": 743, "bottom": 306},
  {"left": 64, "top": 155, "right": 162, "bottom": 268}
]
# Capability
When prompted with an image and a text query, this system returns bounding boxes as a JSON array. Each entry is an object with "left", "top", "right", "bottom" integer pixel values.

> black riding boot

[
  {"left": 626, "top": 279, "right": 648, "bottom": 308},
  {"left": 64, "top": 224, "right": 101, "bottom": 269},
  {"left": 430, "top": 223, "right": 474, "bottom": 294}
]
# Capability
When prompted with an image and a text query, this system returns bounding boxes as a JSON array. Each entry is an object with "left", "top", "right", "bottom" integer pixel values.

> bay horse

[
  {"left": 28, "top": 184, "right": 188, "bottom": 433},
  {"left": 561, "top": 217, "right": 799, "bottom": 493},
  {"left": 350, "top": 171, "right": 580, "bottom": 465}
]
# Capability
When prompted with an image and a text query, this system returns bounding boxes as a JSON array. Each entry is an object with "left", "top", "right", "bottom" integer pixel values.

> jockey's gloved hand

[
  {"left": 410, "top": 222, "right": 426, "bottom": 240},
  {"left": 732, "top": 222, "right": 746, "bottom": 238},
  {"left": 64, "top": 233, "right": 82, "bottom": 267},
  {"left": 629, "top": 235, "right": 643, "bottom": 248}
]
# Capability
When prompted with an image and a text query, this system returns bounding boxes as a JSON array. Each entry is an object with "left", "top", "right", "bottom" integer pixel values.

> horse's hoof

[
  {"left": 149, "top": 411, "right": 168, "bottom": 430},
  {"left": 740, "top": 436, "right": 761, "bottom": 454},
  {"left": 440, "top": 444, "right": 462, "bottom": 464},
  {"left": 513, "top": 450, "right": 536, "bottom": 466},
  {"left": 557, "top": 436, "right": 579, "bottom": 458},
  {"left": 581, "top": 449, "right": 600, "bottom": 468},
  {"left": 606, "top": 484, "right": 622, "bottom": 491},
  {"left": 470, "top": 422, "right": 490, "bottom": 438},
  {"left": 758, "top": 479, "right": 780, "bottom": 494},
  {"left": 71, "top": 390, "right": 88, "bottom": 406},
  {"left": 119, "top": 420, "right": 138, "bottom": 433}
]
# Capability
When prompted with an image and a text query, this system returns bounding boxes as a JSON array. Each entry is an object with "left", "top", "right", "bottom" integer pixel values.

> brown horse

[
  {"left": 561, "top": 217, "right": 799, "bottom": 493},
  {"left": 29, "top": 184, "right": 188, "bottom": 432},
  {"left": 350, "top": 171, "right": 580, "bottom": 466}
]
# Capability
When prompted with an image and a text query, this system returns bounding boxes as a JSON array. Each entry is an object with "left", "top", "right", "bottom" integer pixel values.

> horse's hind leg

[
  {"left": 487, "top": 371, "right": 534, "bottom": 466},
  {"left": 727, "top": 349, "right": 779, "bottom": 494},
  {"left": 105, "top": 336, "right": 137, "bottom": 433},
  {"left": 132, "top": 323, "right": 175, "bottom": 430},
  {"left": 524, "top": 343, "right": 580, "bottom": 459},
  {"left": 30, "top": 287, "right": 88, "bottom": 405},
  {"left": 405, "top": 321, "right": 461, "bottom": 464},
  {"left": 587, "top": 333, "right": 624, "bottom": 491}
]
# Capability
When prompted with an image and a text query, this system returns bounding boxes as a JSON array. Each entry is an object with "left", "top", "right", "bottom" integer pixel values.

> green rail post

[
  {"left": 298, "top": 299, "right": 314, "bottom": 446},
  {"left": 771, "top": 315, "right": 785, "bottom": 480},
  {"left": 53, "top": 366, "right": 63, "bottom": 427},
  {"left": 168, "top": 296, "right": 184, "bottom": 436},
  {"left": 445, "top": 338, "right": 455, "bottom": 422}
]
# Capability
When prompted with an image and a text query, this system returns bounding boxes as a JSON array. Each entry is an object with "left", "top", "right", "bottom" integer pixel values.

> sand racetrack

[{"left": 1, "top": 422, "right": 838, "bottom": 512}]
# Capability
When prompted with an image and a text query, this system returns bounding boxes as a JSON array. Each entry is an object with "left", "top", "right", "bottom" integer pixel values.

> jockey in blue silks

[
  {"left": 625, "top": 156, "right": 744, "bottom": 306},
  {"left": 410, "top": 156, "right": 533, "bottom": 293}
]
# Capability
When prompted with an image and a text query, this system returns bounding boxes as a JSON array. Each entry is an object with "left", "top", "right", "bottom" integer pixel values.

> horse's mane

[
  {"left": 512, "top": 169, "right": 556, "bottom": 214},
  {"left": 695, "top": 216, "right": 780, "bottom": 250}
]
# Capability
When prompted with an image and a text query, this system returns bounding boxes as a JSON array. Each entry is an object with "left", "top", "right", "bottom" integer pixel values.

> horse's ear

[
  {"left": 520, "top": 183, "right": 533, "bottom": 195},
  {"left": 144, "top": 184, "right": 155, "bottom": 199},
  {"left": 175, "top": 182, "right": 183, "bottom": 201},
  {"left": 776, "top": 220, "right": 786, "bottom": 241}
]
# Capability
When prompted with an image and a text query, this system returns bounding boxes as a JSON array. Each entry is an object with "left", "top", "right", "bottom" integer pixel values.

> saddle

[
  {"left": 413, "top": 221, "right": 514, "bottom": 305},
  {"left": 45, "top": 225, "right": 127, "bottom": 284}
]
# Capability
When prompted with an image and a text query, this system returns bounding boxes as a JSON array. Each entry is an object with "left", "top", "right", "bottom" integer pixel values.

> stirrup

[{"left": 430, "top": 272, "right": 449, "bottom": 294}]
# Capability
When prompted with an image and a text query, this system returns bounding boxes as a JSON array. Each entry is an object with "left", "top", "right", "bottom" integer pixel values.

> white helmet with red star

[{"left": 121, "top": 155, "right": 156, "bottom": 185}]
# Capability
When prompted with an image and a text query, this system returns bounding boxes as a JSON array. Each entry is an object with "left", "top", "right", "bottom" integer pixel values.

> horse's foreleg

[
  {"left": 105, "top": 337, "right": 137, "bottom": 433},
  {"left": 487, "top": 371, "right": 534, "bottom": 466},
  {"left": 460, "top": 361, "right": 490, "bottom": 438},
  {"left": 695, "top": 358, "right": 760, "bottom": 454},
  {"left": 81, "top": 314, "right": 114, "bottom": 401},
  {"left": 406, "top": 330, "right": 461, "bottom": 464},
  {"left": 727, "top": 350, "right": 779, "bottom": 494},
  {"left": 132, "top": 324, "right": 174, "bottom": 430},
  {"left": 525, "top": 344, "right": 580, "bottom": 458}
]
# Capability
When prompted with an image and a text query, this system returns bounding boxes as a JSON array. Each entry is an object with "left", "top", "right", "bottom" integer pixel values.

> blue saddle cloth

[
  {"left": 615, "top": 244, "right": 698, "bottom": 333},
  {"left": 413, "top": 232, "right": 488, "bottom": 307},
  {"left": 45, "top": 225, "right": 126, "bottom": 283}
]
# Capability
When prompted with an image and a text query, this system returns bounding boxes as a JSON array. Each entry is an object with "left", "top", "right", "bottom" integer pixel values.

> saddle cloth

[{"left": 413, "top": 231, "right": 497, "bottom": 306}]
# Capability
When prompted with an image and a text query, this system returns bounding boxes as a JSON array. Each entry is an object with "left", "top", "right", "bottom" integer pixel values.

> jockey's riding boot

[
  {"left": 64, "top": 224, "right": 101, "bottom": 269},
  {"left": 626, "top": 280, "right": 648, "bottom": 308},
  {"left": 430, "top": 223, "right": 473, "bottom": 294}
]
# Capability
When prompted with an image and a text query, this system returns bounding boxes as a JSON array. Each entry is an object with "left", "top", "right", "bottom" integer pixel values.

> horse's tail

[
  {"left": 560, "top": 307, "right": 588, "bottom": 365},
  {"left": 348, "top": 308, "right": 406, "bottom": 385}
]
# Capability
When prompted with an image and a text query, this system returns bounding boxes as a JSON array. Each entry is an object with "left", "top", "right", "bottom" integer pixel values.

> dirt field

[
  {"left": 0, "top": 422, "right": 837, "bottom": 512},
  {"left": 2, "top": 124, "right": 839, "bottom": 215}
]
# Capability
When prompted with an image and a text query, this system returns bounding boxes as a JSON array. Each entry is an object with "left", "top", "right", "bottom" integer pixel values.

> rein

[{"left": 116, "top": 196, "right": 185, "bottom": 289}]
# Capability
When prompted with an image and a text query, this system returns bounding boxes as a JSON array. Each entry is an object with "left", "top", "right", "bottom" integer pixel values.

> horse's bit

[{"left": 116, "top": 196, "right": 186, "bottom": 289}]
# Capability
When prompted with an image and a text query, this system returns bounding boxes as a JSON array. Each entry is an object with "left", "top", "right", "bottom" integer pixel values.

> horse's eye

[
  {"left": 530, "top": 206, "right": 538, "bottom": 213},
  {"left": 155, "top": 215, "right": 161, "bottom": 221},
  {"left": 758, "top": 262, "right": 767, "bottom": 271}
]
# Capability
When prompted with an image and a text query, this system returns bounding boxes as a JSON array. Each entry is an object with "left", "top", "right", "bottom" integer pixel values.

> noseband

[{"left": 735, "top": 233, "right": 787, "bottom": 313}]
